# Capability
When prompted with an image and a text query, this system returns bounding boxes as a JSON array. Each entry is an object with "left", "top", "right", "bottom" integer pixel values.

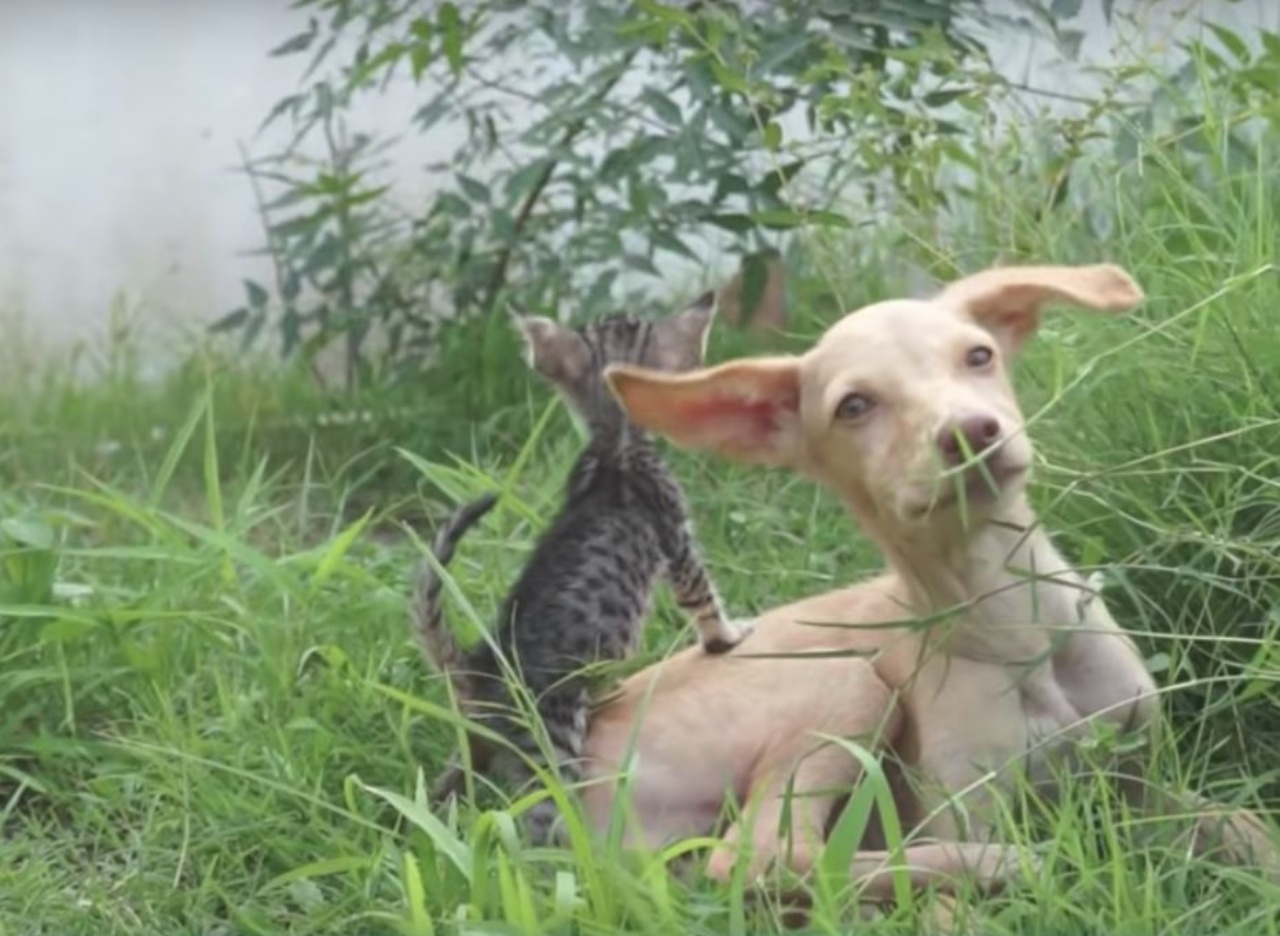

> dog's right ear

[
  {"left": 939, "top": 263, "right": 1143, "bottom": 354},
  {"left": 605, "top": 356, "right": 803, "bottom": 466}
]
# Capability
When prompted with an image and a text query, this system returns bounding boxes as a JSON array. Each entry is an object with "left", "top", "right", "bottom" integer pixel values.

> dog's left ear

[
  {"left": 939, "top": 263, "right": 1144, "bottom": 353},
  {"left": 605, "top": 356, "right": 803, "bottom": 466}
]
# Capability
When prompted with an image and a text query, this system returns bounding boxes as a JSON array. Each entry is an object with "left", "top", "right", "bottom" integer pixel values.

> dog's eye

[
  {"left": 966, "top": 345, "right": 994, "bottom": 369},
  {"left": 834, "top": 392, "right": 874, "bottom": 421}
]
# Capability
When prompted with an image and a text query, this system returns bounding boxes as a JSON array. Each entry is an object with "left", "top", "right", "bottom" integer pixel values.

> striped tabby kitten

[{"left": 412, "top": 294, "right": 753, "bottom": 844}]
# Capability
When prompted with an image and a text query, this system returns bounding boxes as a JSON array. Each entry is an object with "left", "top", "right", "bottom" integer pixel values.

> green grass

[{"left": 4, "top": 92, "right": 1280, "bottom": 936}]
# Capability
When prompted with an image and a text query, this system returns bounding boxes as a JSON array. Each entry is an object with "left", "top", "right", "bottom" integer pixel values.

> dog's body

[
  {"left": 582, "top": 528, "right": 1158, "bottom": 894},
  {"left": 577, "top": 264, "right": 1278, "bottom": 902}
]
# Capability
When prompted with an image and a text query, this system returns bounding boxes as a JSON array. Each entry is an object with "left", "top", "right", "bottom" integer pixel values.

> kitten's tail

[{"left": 411, "top": 492, "right": 499, "bottom": 672}]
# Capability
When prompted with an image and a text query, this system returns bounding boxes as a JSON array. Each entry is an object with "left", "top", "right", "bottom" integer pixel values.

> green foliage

[
  {"left": 218, "top": 0, "right": 997, "bottom": 384},
  {"left": 0, "top": 510, "right": 59, "bottom": 609}
]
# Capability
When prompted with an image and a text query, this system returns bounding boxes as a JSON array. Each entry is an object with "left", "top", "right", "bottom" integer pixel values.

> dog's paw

[
  {"left": 971, "top": 843, "right": 1044, "bottom": 893},
  {"left": 702, "top": 618, "right": 756, "bottom": 654}
]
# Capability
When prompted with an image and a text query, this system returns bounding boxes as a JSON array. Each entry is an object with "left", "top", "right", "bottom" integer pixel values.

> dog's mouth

[{"left": 907, "top": 459, "right": 1029, "bottom": 518}]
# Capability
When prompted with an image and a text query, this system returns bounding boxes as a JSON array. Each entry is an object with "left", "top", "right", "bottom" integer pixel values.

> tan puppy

[{"left": 578, "top": 263, "right": 1278, "bottom": 904}]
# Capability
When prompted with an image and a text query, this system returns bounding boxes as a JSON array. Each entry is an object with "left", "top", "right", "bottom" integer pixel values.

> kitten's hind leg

[
  {"left": 666, "top": 524, "right": 755, "bottom": 653},
  {"left": 431, "top": 751, "right": 466, "bottom": 802},
  {"left": 430, "top": 735, "right": 495, "bottom": 804},
  {"left": 502, "top": 689, "right": 590, "bottom": 846}
]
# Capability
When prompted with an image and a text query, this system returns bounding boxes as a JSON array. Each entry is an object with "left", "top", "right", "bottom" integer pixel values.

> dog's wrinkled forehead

[{"left": 809, "top": 299, "right": 984, "bottom": 377}]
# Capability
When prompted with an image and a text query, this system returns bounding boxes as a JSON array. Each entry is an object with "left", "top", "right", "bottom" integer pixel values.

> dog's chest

[
  {"left": 1016, "top": 631, "right": 1159, "bottom": 792},
  {"left": 950, "top": 572, "right": 1156, "bottom": 746},
  {"left": 1013, "top": 659, "right": 1096, "bottom": 780},
  {"left": 909, "top": 657, "right": 1075, "bottom": 788},
  {"left": 1048, "top": 623, "right": 1159, "bottom": 740},
  {"left": 908, "top": 624, "right": 1158, "bottom": 824}
]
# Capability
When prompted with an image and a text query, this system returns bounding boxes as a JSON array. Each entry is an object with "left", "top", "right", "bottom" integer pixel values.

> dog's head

[{"left": 606, "top": 264, "right": 1143, "bottom": 543}]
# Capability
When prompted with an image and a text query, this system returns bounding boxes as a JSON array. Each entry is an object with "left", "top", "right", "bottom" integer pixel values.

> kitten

[{"left": 411, "top": 293, "right": 753, "bottom": 844}]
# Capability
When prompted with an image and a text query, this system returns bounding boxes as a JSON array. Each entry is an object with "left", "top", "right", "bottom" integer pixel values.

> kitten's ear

[
  {"left": 652, "top": 291, "right": 718, "bottom": 371},
  {"left": 512, "top": 313, "right": 589, "bottom": 385},
  {"left": 676, "top": 290, "right": 718, "bottom": 350}
]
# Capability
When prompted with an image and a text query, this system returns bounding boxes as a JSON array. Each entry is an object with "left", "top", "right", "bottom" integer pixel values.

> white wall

[
  {"left": 0, "top": 0, "right": 1270, "bottom": 373},
  {"left": 0, "top": 0, "right": 454, "bottom": 372}
]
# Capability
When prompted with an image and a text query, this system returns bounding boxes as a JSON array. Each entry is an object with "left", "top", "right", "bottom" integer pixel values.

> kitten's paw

[{"left": 702, "top": 618, "right": 755, "bottom": 654}]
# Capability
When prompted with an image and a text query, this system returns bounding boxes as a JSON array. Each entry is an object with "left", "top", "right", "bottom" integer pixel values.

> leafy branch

[{"left": 221, "top": 0, "right": 999, "bottom": 386}]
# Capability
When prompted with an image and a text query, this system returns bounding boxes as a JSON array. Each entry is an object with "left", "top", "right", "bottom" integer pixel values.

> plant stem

[{"left": 478, "top": 50, "right": 640, "bottom": 316}]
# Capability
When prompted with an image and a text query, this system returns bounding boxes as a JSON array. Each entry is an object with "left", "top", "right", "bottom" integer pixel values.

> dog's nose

[{"left": 936, "top": 414, "right": 1002, "bottom": 466}]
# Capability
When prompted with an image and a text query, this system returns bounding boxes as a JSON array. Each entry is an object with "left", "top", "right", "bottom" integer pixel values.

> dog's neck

[{"left": 871, "top": 494, "right": 1098, "bottom": 663}]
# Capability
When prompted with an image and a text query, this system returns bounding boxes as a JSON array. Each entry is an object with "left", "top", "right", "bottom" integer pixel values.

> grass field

[{"left": 4, "top": 102, "right": 1280, "bottom": 933}]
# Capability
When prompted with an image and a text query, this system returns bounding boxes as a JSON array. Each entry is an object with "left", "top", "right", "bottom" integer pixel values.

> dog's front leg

[
  {"left": 1116, "top": 760, "right": 1280, "bottom": 881},
  {"left": 849, "top": 839, "right": 1036, "bottom": 901}
]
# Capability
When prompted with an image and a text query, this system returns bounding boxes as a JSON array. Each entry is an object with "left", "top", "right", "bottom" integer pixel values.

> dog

[{"left": 571, "top": 263, "right": 1279, "bottom": 908}]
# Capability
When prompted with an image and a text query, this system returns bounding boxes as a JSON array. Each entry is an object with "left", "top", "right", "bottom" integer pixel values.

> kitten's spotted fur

[{"left": 412, "top": 294, "right": 752, "bottom": 844}]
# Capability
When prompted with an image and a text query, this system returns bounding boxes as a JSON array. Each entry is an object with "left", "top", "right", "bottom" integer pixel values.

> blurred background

[{"left": 0, "top": 1, "right": 1269, "bottom": 369}]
